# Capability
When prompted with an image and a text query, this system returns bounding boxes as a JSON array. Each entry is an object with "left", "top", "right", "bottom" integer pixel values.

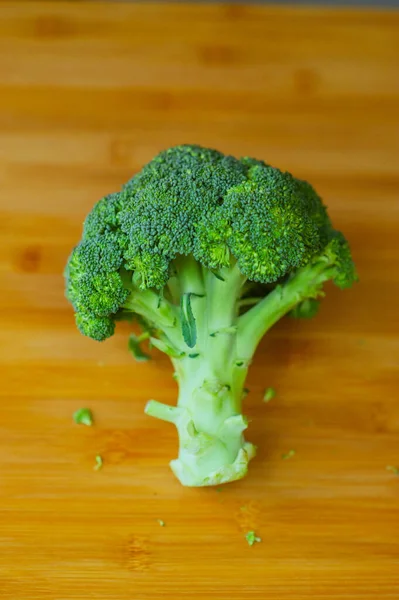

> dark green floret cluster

[{"left": 65, "top": 144, "right": 357, "bottom": 486}]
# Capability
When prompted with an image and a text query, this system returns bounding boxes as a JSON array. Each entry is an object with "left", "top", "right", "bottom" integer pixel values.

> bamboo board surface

[{"left": 0, "top": 2, "right": 398, "bottom": 599}]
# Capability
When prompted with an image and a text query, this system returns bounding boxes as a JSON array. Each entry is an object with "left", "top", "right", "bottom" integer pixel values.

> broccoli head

[{"left": 65, "top": 144, "right": 357, "bottom": 486}]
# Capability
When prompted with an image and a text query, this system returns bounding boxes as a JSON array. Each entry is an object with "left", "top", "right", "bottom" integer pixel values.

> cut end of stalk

[{"left": 170, "top": 440, "right": 256, "bottom": 487}]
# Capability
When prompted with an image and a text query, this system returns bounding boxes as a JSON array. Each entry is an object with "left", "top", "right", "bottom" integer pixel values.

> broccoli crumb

[
  {"left": 282, "top": 449, "right": 296, "bottom": 460},
  {"left": 157, "top": 519, "right": 165, "bottom": 527},
  {"left": 73, "top": 408, "right": 93, "bottom": 427},
  {"left": 245, "top": 531, "right": 261, "bottom": 546},
  {"left": 386, "top": 465, "right": 399, "bottom": 476},
  {"left": 94, "top": 455, "right": 103, "bottom": 471},
  {"left": 263, "top": 387, "right": 276, "bottom": 403}
]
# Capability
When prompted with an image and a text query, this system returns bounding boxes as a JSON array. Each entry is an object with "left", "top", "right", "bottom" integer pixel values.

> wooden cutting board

[{"left": 0, "top": 2, "right": 398, "bottom": 598}]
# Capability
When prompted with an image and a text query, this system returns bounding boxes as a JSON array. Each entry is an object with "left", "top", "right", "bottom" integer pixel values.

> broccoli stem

[
  {"left": 144, "top": 261, "right": 255, "bottom": 486},
  {"left": 145, "top": 400, "right": 181, "bottom": 423},
  {"left": 174, "top": 255, "right": 205, "bottom": 296},
  {"left": 237, "top": 257, "right": 336, "bottom": 360},
  {"left": 139, "top": 256, "right": 338, "bottom": 486},
  {"left": 146, "top": 347, "right": 256, "bottom": 487}
]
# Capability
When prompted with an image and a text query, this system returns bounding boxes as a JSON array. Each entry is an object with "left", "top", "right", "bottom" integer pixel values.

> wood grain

[{"left": 0, "top": 2, "right": 398, "bottom": 599}]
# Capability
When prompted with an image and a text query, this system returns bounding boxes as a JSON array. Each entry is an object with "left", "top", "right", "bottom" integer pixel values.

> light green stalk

[
  {"left": 144, "top": 259, "right": 255, "bottom": 486},
  {"left": 138, "top": 256, "right": 336, "bottom": 487}
]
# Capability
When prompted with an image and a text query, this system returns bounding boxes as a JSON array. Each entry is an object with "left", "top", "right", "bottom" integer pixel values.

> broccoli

[{"left": 65, "top": 145, "right": 357, "bottom": 487}]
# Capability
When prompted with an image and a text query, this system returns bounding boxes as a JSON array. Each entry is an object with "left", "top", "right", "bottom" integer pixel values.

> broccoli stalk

[
  {"left": 65, "top": 145, "right": 357, "bottom": 487},
  {"left": 144, "top": 257, "right": 253, "bottom": 486},
  {"left": 129, "top": 250, "right": 344, "bottom": 486}
]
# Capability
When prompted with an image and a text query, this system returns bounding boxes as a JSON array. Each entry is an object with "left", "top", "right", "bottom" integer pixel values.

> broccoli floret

[{"left": 65, "top": 144, "right": 357, "bottom": 487}]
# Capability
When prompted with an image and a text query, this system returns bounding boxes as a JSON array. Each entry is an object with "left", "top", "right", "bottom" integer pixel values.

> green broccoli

[{"left": 65, "top": 145, "right": 357, "bottom": 487}]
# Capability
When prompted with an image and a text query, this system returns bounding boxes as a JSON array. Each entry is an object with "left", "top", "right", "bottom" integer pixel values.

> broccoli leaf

[{"left": 180, "top": 293, "right": 197, "bottom": 348}]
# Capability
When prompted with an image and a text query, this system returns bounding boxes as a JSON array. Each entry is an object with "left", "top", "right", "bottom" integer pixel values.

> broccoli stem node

[{"left": 144, "top": 400, "right": 181, "bottom": 424}]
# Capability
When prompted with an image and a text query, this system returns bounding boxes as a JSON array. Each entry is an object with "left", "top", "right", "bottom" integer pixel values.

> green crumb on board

[
  {"left": 94, "top": 455, "right": 103, "bottom": 471},
  {"left": 282, "top": 449, "right": 296, "bottom": 460},
  {"left": 157, "top": 519, "right": 165, "bottom": 527},
  {"left": 73, "top": 408, "right": 93, "bottom": 426},
  {"left": 386, "top": 465, "right": 399, "bottom": 475},
  {"left": 245, "top": 531, "right": 261, "bottom": 546},
  {"left": 263, "top": 387, "right": 276, "bottom": 402}
]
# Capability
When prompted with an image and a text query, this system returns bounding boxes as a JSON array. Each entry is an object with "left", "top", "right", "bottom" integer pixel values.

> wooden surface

[{"left": 0, "top": 2, "right": 398, "bottom": 598}]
